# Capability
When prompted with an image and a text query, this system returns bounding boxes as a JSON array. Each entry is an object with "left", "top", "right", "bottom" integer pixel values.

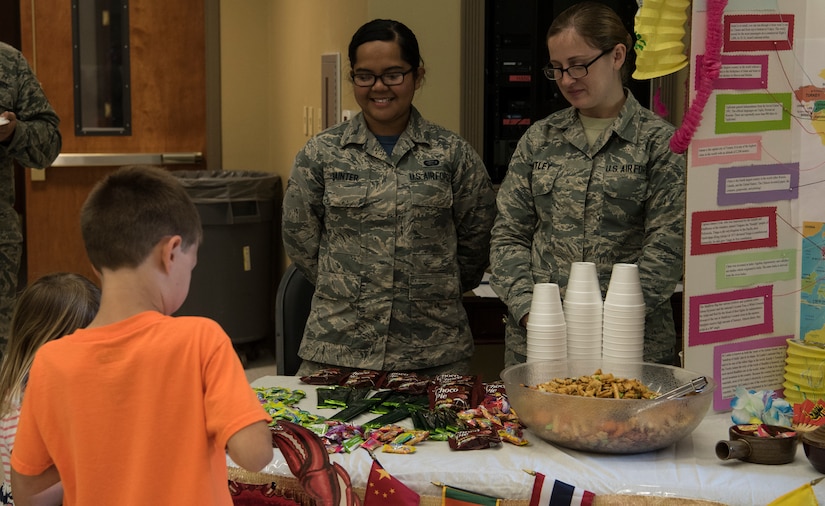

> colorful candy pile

[{"left": 255, "top": 369, "right": 529, "bottom": 455}]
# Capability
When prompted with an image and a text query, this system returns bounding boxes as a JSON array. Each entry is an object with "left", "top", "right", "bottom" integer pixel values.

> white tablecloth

[{"left": 235, "top": 375, "right": 824, "bottom": 505}]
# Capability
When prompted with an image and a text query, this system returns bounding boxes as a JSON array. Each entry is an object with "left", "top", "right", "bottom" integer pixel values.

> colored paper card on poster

[
  {"left": 717, "top": 163, "right": 799, "bottom": 206},
  {"left": 691, "top": 206, "right": 777, "bottom": 255},
  {"left": 724, "top": 14, "right": 794, "bottom": 52},
  {"left": 716, "top": 249, "right": 797, "bottom": 289},
  {"left": 691, "top": 135, "right": 762, "bottom": 167},
  {"left": 715, "top": 93, "right": 792, "bottom": 134},
  {"left": 688, "top": 285, "right": 774, "bottom": 347},
  {"left": 711, "top": 335, "right": 788, "bottom": 411},
  {"left": 696, "top": 54, "right": 768, "bottom": 90}
]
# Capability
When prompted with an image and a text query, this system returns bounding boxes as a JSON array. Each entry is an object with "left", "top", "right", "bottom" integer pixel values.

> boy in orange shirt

[{"left": 10, "top": 165, "right": 273, "bottom": 505}]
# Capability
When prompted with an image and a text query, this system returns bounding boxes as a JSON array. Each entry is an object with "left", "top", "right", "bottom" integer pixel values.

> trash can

[{"left": 172, "top": 170, "right": 281, "bottom": 347}]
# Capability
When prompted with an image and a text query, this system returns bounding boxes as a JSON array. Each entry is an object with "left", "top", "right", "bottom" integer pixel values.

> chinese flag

[{"left": 363, "top": 460, "right": 420, "bottom": 506}]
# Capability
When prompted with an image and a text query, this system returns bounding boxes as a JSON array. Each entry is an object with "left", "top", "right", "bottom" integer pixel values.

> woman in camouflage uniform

[
  {"left": 490, "top": 2, "right": 685, "bottom": 366},
  {"left": 282, "top": 19, "right": 496, "bottom": 376}
]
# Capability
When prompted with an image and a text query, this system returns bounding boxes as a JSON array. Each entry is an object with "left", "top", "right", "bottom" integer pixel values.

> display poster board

[{"left": 683, "top": 0, "right": 825, "bottom": 411}]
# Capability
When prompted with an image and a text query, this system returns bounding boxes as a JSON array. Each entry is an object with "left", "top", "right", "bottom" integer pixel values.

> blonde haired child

[{"left": 0, "top": 273, "right": 100, "bottom": 505}]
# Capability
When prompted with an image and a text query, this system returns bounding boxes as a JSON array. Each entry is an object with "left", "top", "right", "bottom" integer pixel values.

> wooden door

[{"left": 19, "top": 0, "right": 208, "bottom": 283}]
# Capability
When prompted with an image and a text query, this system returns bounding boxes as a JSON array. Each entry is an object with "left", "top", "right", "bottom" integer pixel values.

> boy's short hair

[{"left": 80, "top": 165, "right": 203, "bottom": 271}]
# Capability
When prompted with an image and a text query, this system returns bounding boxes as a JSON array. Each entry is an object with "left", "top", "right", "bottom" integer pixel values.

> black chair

[{"left": 275, "top": 263, "right": 315, "bottom": 376}]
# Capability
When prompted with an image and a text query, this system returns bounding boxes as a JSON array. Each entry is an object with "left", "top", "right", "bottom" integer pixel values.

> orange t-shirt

[{"left": 11, "top": 311, "right": 271, "bottom": 505}]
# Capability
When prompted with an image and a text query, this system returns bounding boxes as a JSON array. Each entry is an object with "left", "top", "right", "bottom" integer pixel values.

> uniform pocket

[
  {"left": 411, "top": 178, "right": 453, "bottom": 208},
  {"left": 410, "top": 180, "right": 454, "bottom": 256},
  {"left": 324, "top": 182, "right": 367, "bottom": 207},
  {"left": 602, "top": 172, "right": 648, "bottom": 228},
  {"left": 323, "top": 182, "right": 367, "bottom": 256},
  {"left": 407, "top": 273, "right": 461, "bottom": 344},
  {"left": 309, "top": 271, "right": 361, "bottom": 340}
]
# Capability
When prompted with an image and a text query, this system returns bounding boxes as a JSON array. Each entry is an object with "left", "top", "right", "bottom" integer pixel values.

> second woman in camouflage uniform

[
  {"left": 490, "top": 2, "right": 685, "bottom": 366},
  {"left": 283, "top": 19, "right": 496, "bottom": 375}
]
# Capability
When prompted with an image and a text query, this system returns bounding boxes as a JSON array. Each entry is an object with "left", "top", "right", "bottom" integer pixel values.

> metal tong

[{"left": 658, "top": 376, "right": 708, "bottom": 400}]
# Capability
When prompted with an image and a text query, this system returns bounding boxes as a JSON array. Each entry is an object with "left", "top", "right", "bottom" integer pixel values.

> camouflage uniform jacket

[
  {"left": 0, "top": 42, "right": 61, "bottom": 247},
  {"left": 490, "top": 91, "right": 685, "bottom": 364},
  {"left": 282, "top": 107, "right": 496, "bottom": 371}
]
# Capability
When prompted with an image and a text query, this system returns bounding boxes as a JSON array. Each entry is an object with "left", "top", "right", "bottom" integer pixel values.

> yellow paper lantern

[{"left": 633, "top": 0, "right": 690, "bottom": 79}]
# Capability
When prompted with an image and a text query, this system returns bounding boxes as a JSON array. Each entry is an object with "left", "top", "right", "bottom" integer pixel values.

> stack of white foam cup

[
  {"left": 602, "top": 263, "right": 645, "bottom": 362},
  {"left": 563, "top": 262, "right": 603, "bottom": 360},
  {"left": 525, "top": 283, "right": 567, "bottom": 362}
]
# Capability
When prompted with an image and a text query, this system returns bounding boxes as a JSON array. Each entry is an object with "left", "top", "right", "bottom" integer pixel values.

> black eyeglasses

[
  {"left": 350, "top": 69, "right": 414, "bottom": 87},
  {"left": 543, "top": 49, "right": 612, "bottom": 81}
]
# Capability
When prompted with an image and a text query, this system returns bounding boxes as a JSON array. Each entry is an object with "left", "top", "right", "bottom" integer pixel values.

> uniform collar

[
  {"left": 548, "top": 89, "right": 643, "bottom": 144},
  {"left": 339, "top": 106, "right": 429, "bottom": 148}
]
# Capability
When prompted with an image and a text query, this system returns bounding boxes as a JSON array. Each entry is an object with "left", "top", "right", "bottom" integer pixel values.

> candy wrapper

[
  {"left": 380, "top": 371, "right": 431, "bottom": 395},
  {"left": 300, "top": 368, "right": 348, "bottom": 385},
  {"left": 341, "top": 369, "right": 387, "bottom": 389},
  {"left": 448, "top": 428, "right": 501, "bottom": 451}
]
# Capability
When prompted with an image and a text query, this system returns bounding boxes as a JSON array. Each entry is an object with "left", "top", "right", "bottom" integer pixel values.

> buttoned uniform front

[
  {"left": 490, "top": 91, "right": 685, "bottom": 365},
  {"left": 282, "top": 107, "right": 496, "bottom": 372},
  {"left": 0, "top": 43, "right": 61, "bottom": 349}
]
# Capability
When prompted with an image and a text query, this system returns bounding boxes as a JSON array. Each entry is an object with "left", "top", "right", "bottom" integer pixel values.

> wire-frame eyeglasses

[{"left": 543, "top": 49, "right": 612, "bottom": 81}]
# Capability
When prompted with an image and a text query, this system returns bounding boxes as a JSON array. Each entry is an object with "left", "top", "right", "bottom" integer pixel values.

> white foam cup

[
  {"left": 529, "top": 302, "right": 566, "bottom": 314},
  {"left": 609, "top": 263, "right": 641, "bottom": 286},
  {"left": 568, "top": 262, "right": 600, "bottom": 288},
  {"left": 527, "top": 352, "right": 567, "bottom": 362},
  {"left": 603, "top": 302, "right": 645, "bottom": 312},
  {"left": 568, "top": 349, "right": 602, "bottom": 360},
  {"left": 604, "top": 290, "right": 645, "bottom": 307},
  {"left": 532, "top": 283, "right": 562, "bottom": 307},
  {"left": 602, "top": 307, "right": 645, "bottom": 318},
  {"left": 602, "top": 326, "right": 644, "bottom": 337},
  {"left": 563, "top": 289, "right": 603, "bottom": 305},
  {"left": 602, "top": 349, "right": 643, "bottom": 361},
  {"left": 526, "top": 310, "right": 566, "bottom": 327},
  {"left": 528, "top": 342, "right": 567, "bottom": 352},
  {"left": 603, "top": 343, "right": 644, "bottom": 354},
  {"left": 526, "top": 325, "right": 567, "bottom": 340},
  {"left": 603, "top": 321, "right": 645, "bottom": 331},
  {"left": 564, "top": 311, "right": 603, "bottom": 322},
  {"left": 563, "top": 304, "right": 603, "bottom": 315}
]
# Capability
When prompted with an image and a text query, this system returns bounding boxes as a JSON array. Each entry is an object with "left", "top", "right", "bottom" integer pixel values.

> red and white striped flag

[{"left": 529, "top": 471, "right": 595, "bottom": 506}]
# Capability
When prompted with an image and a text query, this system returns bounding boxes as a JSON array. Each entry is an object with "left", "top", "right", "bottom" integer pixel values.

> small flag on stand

[
  {"left": 363, "top": 455, "right": 419, "bottom": 506},
  {"left": 526, "top": 470, "right": 595, "bottom": 506},
  {"left": 766, "top": 477, "right": 823, "bottom": 506},
  {"left": 433, "top": 481, "right": 501, "bottom": 506}
]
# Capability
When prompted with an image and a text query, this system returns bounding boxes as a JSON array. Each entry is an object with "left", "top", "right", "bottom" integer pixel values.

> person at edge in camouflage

[
  {"left": 282, "top": 19, "right": 496, "bottom": 376},
  {"left": 0, "top": 43, "right": 61, "bottom": 354},
  {"left": 490, "top": 2, "right": 685, "bottom": 367}
]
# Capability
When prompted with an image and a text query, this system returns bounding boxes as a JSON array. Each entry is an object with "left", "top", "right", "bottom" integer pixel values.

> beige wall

[
  {"left": 220, "top": 0, "right": 463, "bottom": 177},
  {"left": 220, "top": 1, "right": 464, "bottom": 273}
]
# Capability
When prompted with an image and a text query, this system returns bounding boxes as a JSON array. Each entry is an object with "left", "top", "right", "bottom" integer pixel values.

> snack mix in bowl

[{"left": 500, "top": 359, "right": 715, "bottom": 454}]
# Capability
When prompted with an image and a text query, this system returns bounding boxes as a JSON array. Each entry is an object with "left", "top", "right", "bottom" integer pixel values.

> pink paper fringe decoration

[{"left": 669, "top": 0, "right": 728, "bottom": 154}]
